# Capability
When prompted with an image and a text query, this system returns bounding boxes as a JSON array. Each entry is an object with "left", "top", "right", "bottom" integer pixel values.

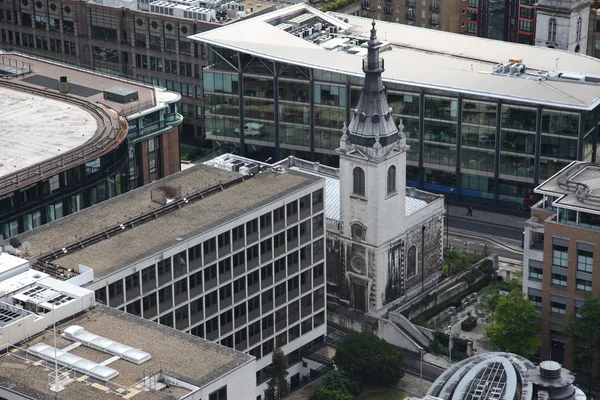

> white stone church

[{"left": 277, "top": 22, "right": 445, "bottom": 317}]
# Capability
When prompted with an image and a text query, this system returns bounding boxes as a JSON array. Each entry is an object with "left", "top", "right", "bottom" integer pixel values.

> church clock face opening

[
  {"left": 351, "top": 223, "right": 366, "bottom": 241},
  {"left": 351, "top": 255, "right": 366, "bottom": 274}
]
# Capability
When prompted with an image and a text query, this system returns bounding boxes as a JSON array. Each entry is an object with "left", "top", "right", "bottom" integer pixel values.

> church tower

[
  {"left": 535, "top": 0, "right": 589, "bottom": 54},
  {"left": 337, "top": 22, "right": 410, "bottom": 316}
]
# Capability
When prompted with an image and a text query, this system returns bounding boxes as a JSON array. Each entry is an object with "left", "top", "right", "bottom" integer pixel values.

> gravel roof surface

[
  {"left": 0, "top": 305, "right": 253, "bottom": 400},
  {"left": 40, "top": 168, "right": 320, "bottom": 279},
  {"left": 18, "top": 164, "right": 238, "bottom": 261}
]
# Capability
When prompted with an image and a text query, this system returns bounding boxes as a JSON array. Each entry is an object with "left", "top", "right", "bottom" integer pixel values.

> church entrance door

[{"left": 352, "top": 283, "right": 366, "bottom": 313}]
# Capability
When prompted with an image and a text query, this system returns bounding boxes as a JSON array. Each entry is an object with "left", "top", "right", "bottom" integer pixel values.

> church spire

[{"left": 343, "top": 21, "right": 399, "bottom": 151}]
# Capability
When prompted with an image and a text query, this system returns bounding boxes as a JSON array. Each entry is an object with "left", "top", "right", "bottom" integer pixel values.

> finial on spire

[{"left": 370, "top": 20, "right": 377, "bottom": 40}]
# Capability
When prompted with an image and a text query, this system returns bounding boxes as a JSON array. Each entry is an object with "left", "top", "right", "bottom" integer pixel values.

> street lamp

[
  {"left": 448, "top": 325, "right": 453, "bottom": 364},
  {"left": 445, "top": 188, "right": 455, "bottom": 248},
  {"left": 419, "top": 347, "right": 424, "bottom": 396}
]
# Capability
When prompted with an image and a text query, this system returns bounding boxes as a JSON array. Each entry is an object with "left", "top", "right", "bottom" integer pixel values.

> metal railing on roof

[
  {"left": 32, "top": 175, "right": 252, "bottom": 277},
  {"left": 0, "top": 80, "right": 124, "bottom": 195},
  {"left": 557, "top": 162, "right": 600, "bottom": 204}
]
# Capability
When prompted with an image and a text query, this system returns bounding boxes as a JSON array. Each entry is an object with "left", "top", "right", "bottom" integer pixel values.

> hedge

[
  {"left": 410, "top": 277, "right": 492, "bottom": 327},
  {"left": 321, "top": 0, "right": 359, "bottom": 12}
]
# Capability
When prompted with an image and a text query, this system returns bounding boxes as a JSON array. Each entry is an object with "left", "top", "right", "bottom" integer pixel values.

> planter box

[{"left": 461, "top": 316, "right": 478, "bottom": 332}]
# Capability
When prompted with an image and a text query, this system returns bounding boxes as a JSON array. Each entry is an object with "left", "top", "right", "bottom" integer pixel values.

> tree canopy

[
  {"left": 475, "top": 279, "right": 520, "bottom": 323},
  {"left": 314, "top": 371, "right": 361, "bottom": 400},
  {"left": 485, "top": 289, "right": 540, "bottom": 357},
  {"left": 564, "top": 294, "right": 600, "bottom": 396},
  {"left": 333, "top": 331, "right": 404, "bottom": 386},
  {"left": 264, "top": 347, "right": 289, "bottom": 400}
]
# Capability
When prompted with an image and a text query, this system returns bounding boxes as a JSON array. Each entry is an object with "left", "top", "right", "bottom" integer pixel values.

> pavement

[{"left": 447, "top": 205, "right": 528, "bottom": 231}]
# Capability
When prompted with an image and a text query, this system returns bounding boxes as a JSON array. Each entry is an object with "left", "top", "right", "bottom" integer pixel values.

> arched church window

[
  {"left": 407, "top": 245, "right": 417, "bottom": 277},
  {"left": 548, "top": 18, "right": 557, "bottom": 43},
  {"left": 576, "top": 17, "right": 582, "bottom": 42},
  {"left": 387, "top": 165, "right": 397, "bottom": 194},
  {"left": 353, "top": 167, "right": 366, "bottom": 196}
]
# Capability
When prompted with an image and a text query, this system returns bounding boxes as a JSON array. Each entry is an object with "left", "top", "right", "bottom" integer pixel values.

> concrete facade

[{"left": 17, "top": 163, "right": 328, "bottom": 399}]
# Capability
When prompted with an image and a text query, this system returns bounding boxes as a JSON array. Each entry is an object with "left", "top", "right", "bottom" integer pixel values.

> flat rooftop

[
  {"left": 18, "top": 164, "right": 322, "bottom": 279},
  {"left": 0, "top": 86, "right": 97, "bottom": 179},
  {"left": 535, "top": 161, "right": 600, "bottom": 213},
  {"left": 0, "top": 305, "right": 253, "bottom": 400},
  {"left": 0, "top": 52, "right": 180, "bottom": 194},
  {"left": 190, "top": 4, "right": 600, "bottom": 110},
  {"left": 0, "top": 52, "right": 158, "bottom": 114}
]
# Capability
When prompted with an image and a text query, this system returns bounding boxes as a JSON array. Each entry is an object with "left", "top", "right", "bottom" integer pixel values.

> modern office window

[
  {"left": 353, "top": 167, "right": 366, "bottom": 196},
  {"left": 551, "top": 301, "right": 566, "bottom": 315},
  {"left": 135, "top": 33, "right": 146, "bottom": 48},
  {"left": 577, "top": 249, "right": 593, "bottom": 272},
  {"left": 528, "top": 265, "right": 543, "bottom": 280},
  {"left": 165, "top": 38, "right": 176, "bottom": 52},
  {"left": 387, "top": 165, "right": 396, "bottom": 194},
  {"left": 552, "top": 244, "right": 568, "bottom": 268},
  {"left": 528, "top": 294, "right": 542, "bottom": 309},
  {"left": 149, "top": 35, "right": 160, "bottom": 50},
  {"left": 576, "top": 278, "right": 592, "bottom": 292},
  {"left": 551, "top": 273, "right": 567, "bottom": 287}
]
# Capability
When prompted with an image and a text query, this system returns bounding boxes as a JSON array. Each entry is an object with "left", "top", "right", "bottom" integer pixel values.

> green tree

[
  {"left": 264, "top": 347, "right": 289, "bottom": 400},
  {"left": 475, "top": 279, "right": 520, "bottom": 323},
  {"left": 313, "top": 386, "right": 354, "bottom": 400},
  {"left": 485, "top": 289, "right": 540, "bottom": 357},
  {"left": 564, "top": 294, "right": 600, "bottom": 397},
  {"left": 333, "top": 331, "right": 404, "bottom": 386}
]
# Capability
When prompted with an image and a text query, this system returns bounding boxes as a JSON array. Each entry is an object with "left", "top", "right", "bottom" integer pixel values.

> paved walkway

[{"left": 447, "top": 204, "right": 528, "bottom": 230}]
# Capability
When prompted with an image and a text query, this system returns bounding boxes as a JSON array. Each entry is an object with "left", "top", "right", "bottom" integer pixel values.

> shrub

[
  {"left": 321, "top": 0, "right": 359, "bottom": 12},
  {"left": 334, "top": 332, "right": 404, "bottom": 386},
  {"left": 314, "top": 371, "right": 361, "bottom": 400}
]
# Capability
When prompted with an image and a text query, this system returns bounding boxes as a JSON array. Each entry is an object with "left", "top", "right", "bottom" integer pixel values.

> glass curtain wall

[
  {"left": 461, "top": 100, "right": 496, "bottom": 205},
  {"left": 202, "top": 45, "right": 594, "bottom": 210},
  {"left": 422, "top": 95, "right": 458, "bottom": 193},
  {"left": 498, "top": 104, "right": 536, "bottom": 209}
]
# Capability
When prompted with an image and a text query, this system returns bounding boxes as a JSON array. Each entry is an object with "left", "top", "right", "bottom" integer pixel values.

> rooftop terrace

[
  {"left": 0, "top": 305, "right": 253, "bottom": 400},
  {"left": 535, "top": 161, "right": 600, "bottom": 213}
]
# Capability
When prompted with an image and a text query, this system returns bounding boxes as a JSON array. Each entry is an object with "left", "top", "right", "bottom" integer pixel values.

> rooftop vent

[
  {"left": 103, "top": 86, "right": 139, "bottom": 104},
  {"left": 27, "top": 343, "right": 119, "bottom": 381},
  {"left": 63, "top": 326, "right": 152, "bottom": 365},
  {"left": 539, "top": 361, "right": 562, "bottom": 379}
]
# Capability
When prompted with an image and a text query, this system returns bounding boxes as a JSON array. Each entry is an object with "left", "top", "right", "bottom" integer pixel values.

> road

[
  {"left": 447, "top": 216, "right": 523, "bottom": 241},
  {"left": 446, "top": 216, "right": 524, "bottom": 262}
]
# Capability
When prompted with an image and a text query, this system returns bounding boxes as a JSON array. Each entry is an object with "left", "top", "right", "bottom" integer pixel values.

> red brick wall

[
  {"left": 140, "top": 140, "right": 149, "bottom": 185},
  {"left": 540, "top": 220, "right": 600, "bottom": 368},
  {"left": 161, "top": 127, "right": 180, "bottom": 177}
]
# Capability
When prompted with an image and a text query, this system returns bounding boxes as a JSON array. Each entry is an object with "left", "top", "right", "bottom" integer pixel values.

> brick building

[{"left": 523, "top": 161, "right": 600, "bottom": 366}]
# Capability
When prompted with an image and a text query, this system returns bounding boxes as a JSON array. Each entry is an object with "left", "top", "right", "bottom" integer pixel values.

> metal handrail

[{"left": 0, "top": 80, "right": 124, "bottom": 195}]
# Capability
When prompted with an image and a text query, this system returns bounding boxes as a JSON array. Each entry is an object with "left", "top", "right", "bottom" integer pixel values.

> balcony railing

[
  {"left": 429, "top": 17, "right": 439, "bottom": 26},
  {"left": 406, "top": 12, "right": 416, "bottom": 20},
  {"left": 430, "top": 4, "right": 440, "bottom": 12},
  {"left": 384, "top": 7, "right": 393, "bottom": 14},
  {"left": 406, "top": 0, "right": 416, "bottom": 6}
]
